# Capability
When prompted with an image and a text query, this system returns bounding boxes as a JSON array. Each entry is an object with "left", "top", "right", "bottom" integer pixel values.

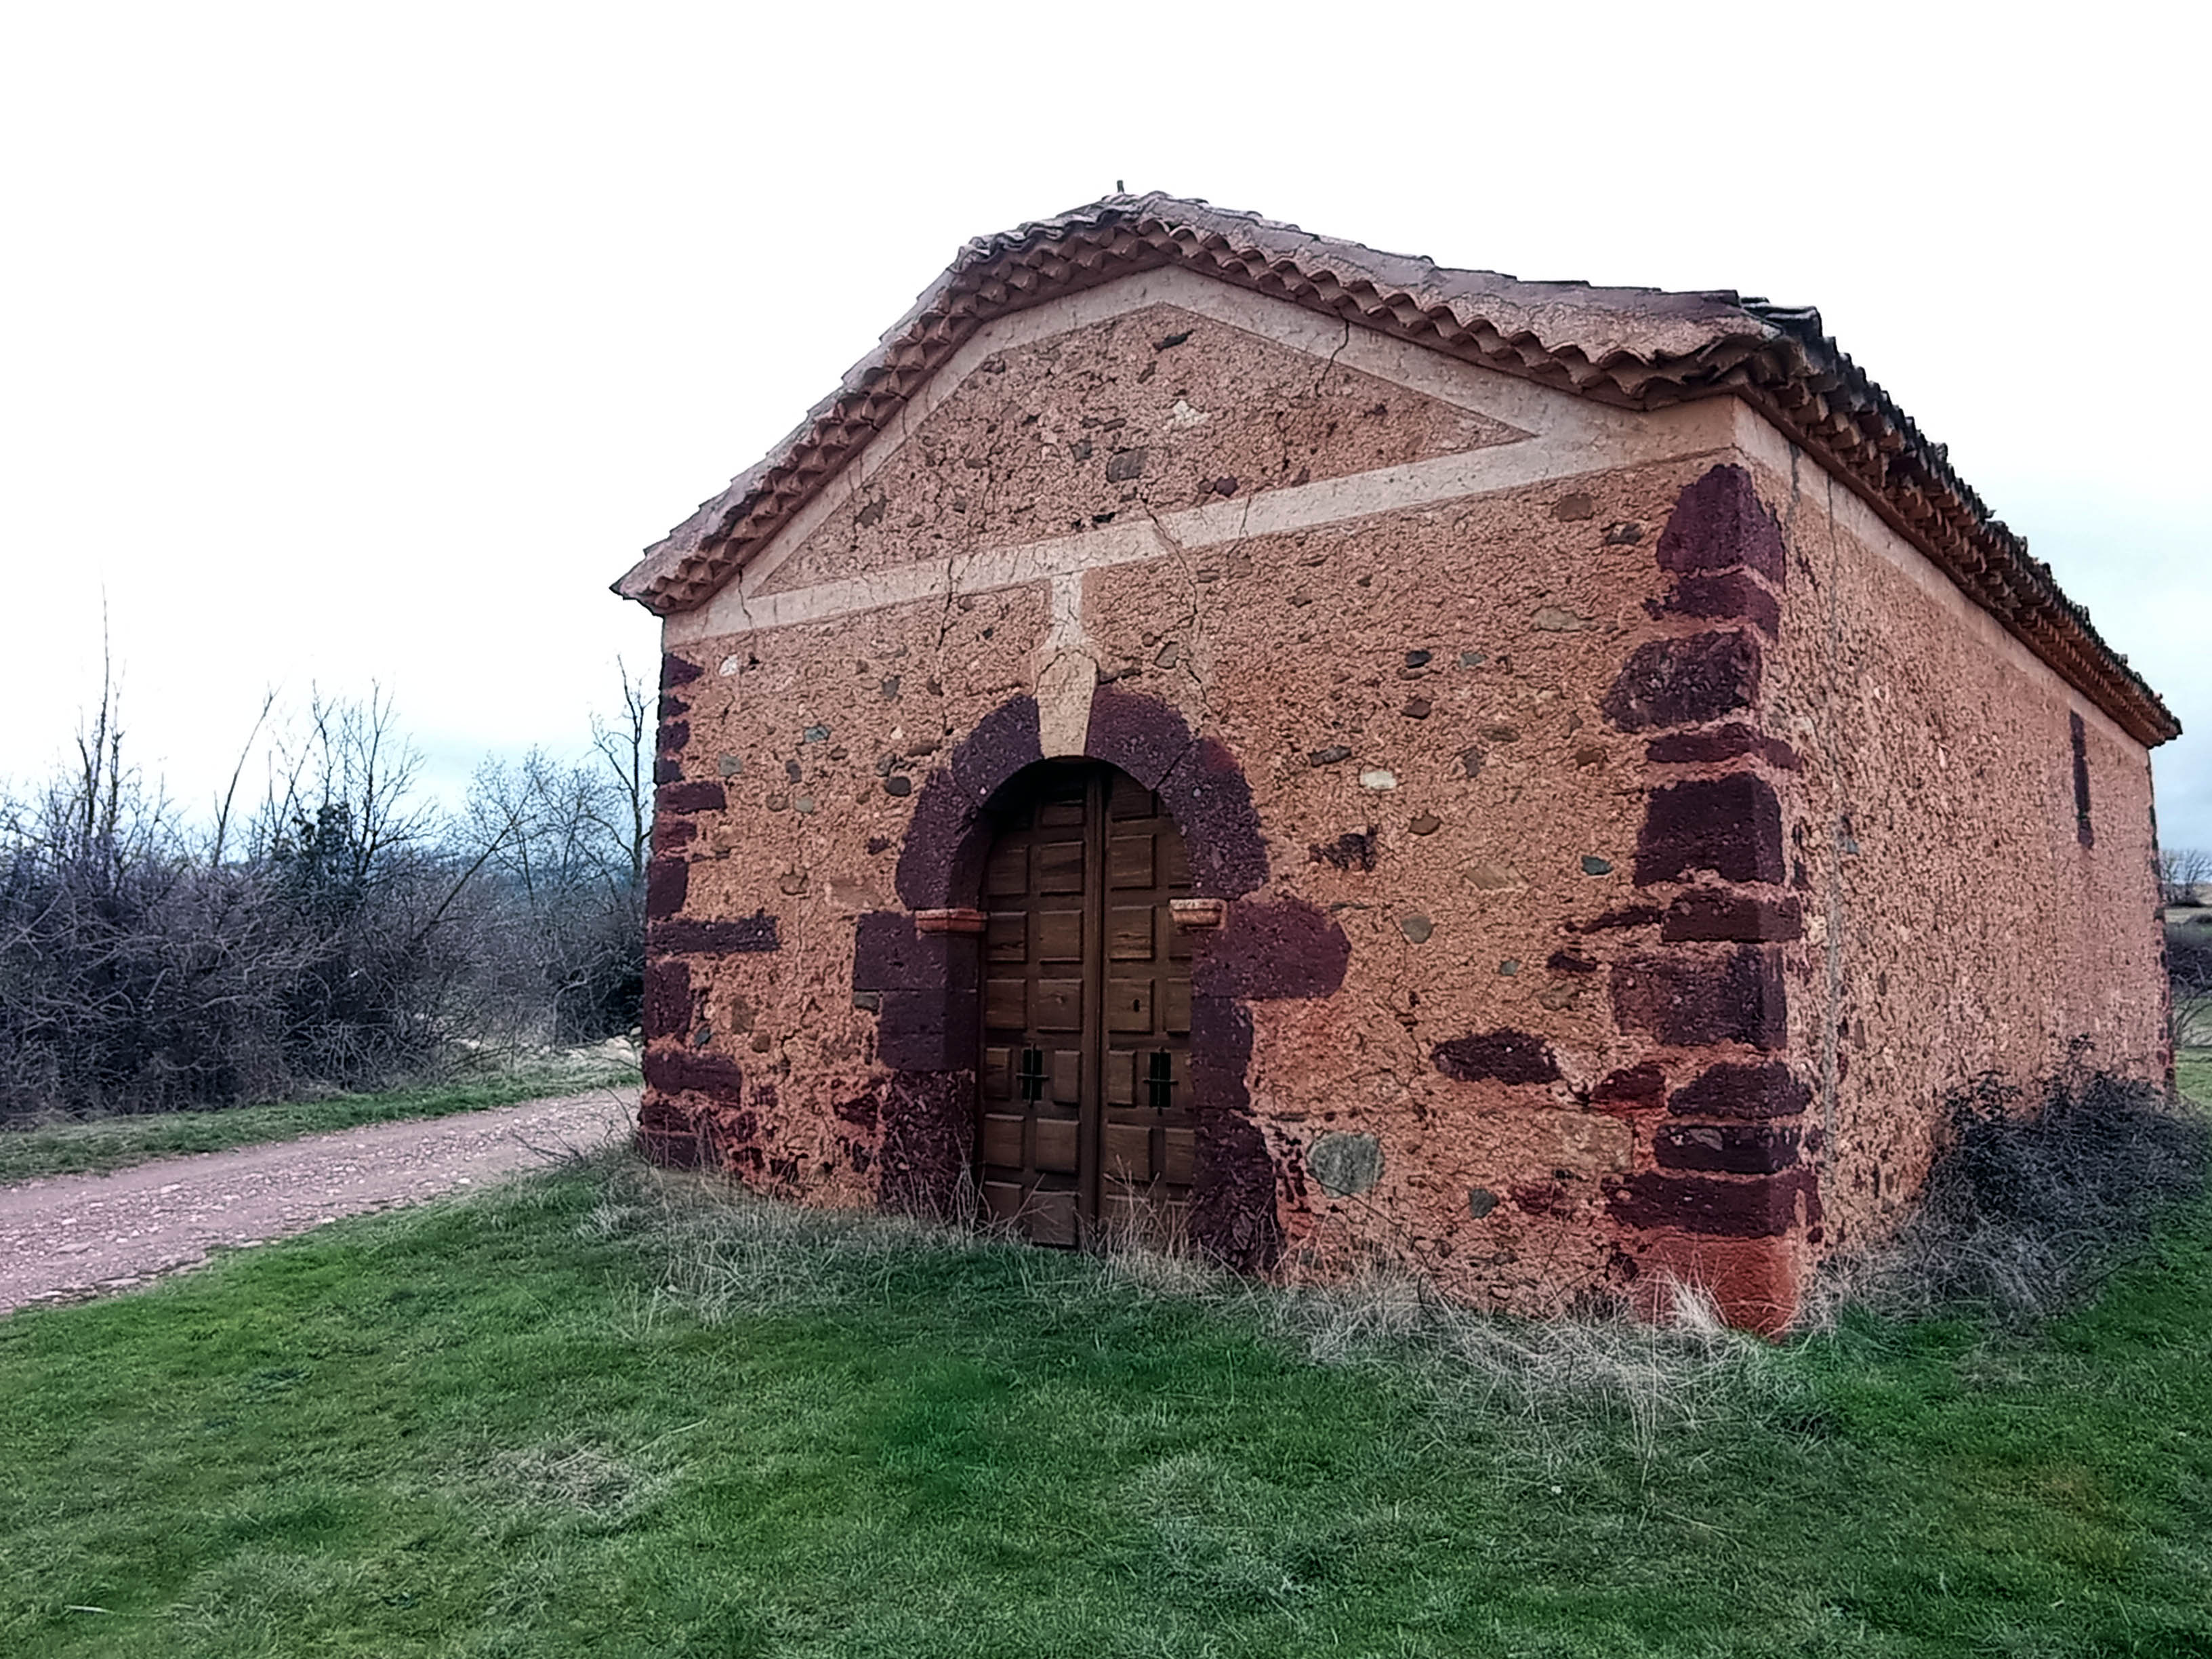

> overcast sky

[{"left": 3, "top": 3, "right": 2207, "bottom": 848}]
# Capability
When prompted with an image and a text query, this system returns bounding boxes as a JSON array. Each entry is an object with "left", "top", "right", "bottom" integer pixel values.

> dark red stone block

[
  {"left": 1645, "top": 723, "right": 1802, "bottom": 771},
  {"left": 656, "top": 779, "right": 727, "bottom": 815},
  {"left": 1084, "top": 682, "right": 1196, "bottom": 791},
  {"left": 1662, "top": 890, "right": 1803, "bottom": 942},
  {"left": 1187, "top": 995, "right": 1256, "bottom": 1115},
  {"left": 645, "top": 857, "right": 689, "bottom": 921},
  {"left": 1602, "top": 630, "right": 1762, "bottom": 732},
  {"left": 949, "top": 696, "right": 1044, "bottom": 804},
  {"left": 1571, "top": 904, "right": 1664, "bottom": 934},
  {"left": 653, "top": 756, "right": 683, "bottom": 785},
  {"left": 1635, "top": 775, "right": 1785, "bottom": 885},
  {"left": 1607, "top": 1168, "right": 1818, "bottom": 1237},
  {"left": 874, "top": 987, "right": 981, "bottom": 1071},
  {"left": 1432, "top": 1029, "right": 1561, "bottom": 1084},
  {"left": 1159, "top": 736, "right": 1269, "bottom": 899},
  {"left": 647, "top": 913, "right": 781, "bottom": 954},
  {"left": 1192, "top": 899, "right": 1349, "bottom": 1000},
  {"left": 1656, "top": 464, "right": 1786, "bottom": 583},
  {"left": 1655, "top": 1122, "right": 1802, "bottom": 1173},
  {"left": 642, "top": 1044, "right": 744, "bottom": 1101},
  {"left": 657, "top": 718, "right": 690, "bottom": 756},
  {"left": 893, "top": 775, "right": 985, "bottom": 909},
  {"left": 1667, "top": 1061, "right": 1810, "bottom": 1119},
  {"left": 852, "top": 911, "right": 969, "bottom": 992},
  {"left": 651, "top": 817, "right": 698, "bottom": 856},
  {"left": 1591, "top": 1063, "right": 1667, "bottom": 1109},
  {"left": 660, "top": 653, "right": 704, "bottom": 690},
  {"left": 878, "top": 1069, "right": 974, "bottom": 1218},
  {"left": 637, "top": 1090, "right": 709, "bottom": 1168},
  {"left": 1190, "top": 1107, "right": 1283, "bottom": 1271},
  {"left": 1652, "top": 571, "right": 1782, "bottom": 636},
  {"left": 1610, "top": 948, "right": 1786, "bottom": 1050},
  {"left": 642, "top": 956, "right": 692, "bottom": 1041},
  {"left": 834, "top": 1092, "right": 879, "bottom": 1130}
]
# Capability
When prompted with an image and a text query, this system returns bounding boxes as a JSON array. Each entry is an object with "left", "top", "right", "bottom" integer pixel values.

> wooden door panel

[
  {"left": 1103, "top": 1050, "right": 1134, "bottom": 1108},
  {"left": 985, "top": 913, "right": 1026, "bottom": 961},
  {"left": 1034, "top": 840, "right": 1084, "bottom": 893},
  {"left": 984, "top": 977, "right": 1027, "bottom": 1029},
  {"left": 1033, "top": 979, "right": 1083, "bottom": 1031},
  {"left": 1162, "top": 1126, "right": 1197, "bottom": 1185},
  {"left": 1107, "top": 906, "right": 1154, "bottom": 960},
  {"left": 980, "top": 1113, "right": 1025, "bottom": 1168},
  {"left": 1103, "top": 1121, "right": 1151, "bottom": 1180},
  {"left": 1107, "top": 835, "right": 1155, "bottom": 888},
  {"left": 1107, "top": 977, "right": 1153, "bottom": 1032},
  {"left": 1034, "top": 1115, "right": 1080, "bottom": 1173},
  {"left": 985, "top": 845, "right": 1027, "bottom": 896},
  {"left": 1027, "top": 1190, "right": 1078, "bottom": 1246},
  {"left": 1050, "top": 1048, "right": 1082, "bottom": 1105},
  {"left": 1036, "top": 909, "right": 1084, "bottom": 962},
  {"left": 1162, "top": 979, "right": 1191, "bottom": 1036}
]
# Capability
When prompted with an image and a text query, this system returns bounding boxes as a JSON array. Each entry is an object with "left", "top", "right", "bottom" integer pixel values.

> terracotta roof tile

[{"left": 615, "top": 194, "right": 2176, "bottom": 747}]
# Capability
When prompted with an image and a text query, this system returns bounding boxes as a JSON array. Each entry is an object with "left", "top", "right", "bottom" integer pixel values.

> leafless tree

[
  {"left": 0, "top": 659, "right": 647, "bottom": 1122},
  {"left": 588, "top": 657, "right": 653, "bottom": 888},
  {"left": 2158, "top": 847, "right": 2212, "bottom": 909}
]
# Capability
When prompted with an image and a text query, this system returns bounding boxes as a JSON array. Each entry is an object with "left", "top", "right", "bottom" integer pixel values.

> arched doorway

[{"left": 975, "top": 760, "right": 1194, "bottom": 1247}]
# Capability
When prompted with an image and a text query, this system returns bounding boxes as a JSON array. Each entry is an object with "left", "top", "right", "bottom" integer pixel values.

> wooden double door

[{"left": 977, "top": 762, "right": 1195, "bottom": 1248}]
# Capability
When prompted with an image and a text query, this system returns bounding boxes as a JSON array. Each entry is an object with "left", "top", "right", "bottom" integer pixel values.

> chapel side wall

[{"left": 1753, "top": 446, "right": 2165, "bottom": 1258}]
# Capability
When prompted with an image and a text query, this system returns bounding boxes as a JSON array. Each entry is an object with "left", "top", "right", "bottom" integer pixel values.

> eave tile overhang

[{"left": 616, "top": 194, "right": 2177, "bottom": 748}]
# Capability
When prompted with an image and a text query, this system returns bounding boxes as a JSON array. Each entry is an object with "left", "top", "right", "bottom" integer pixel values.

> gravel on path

[{"left": 0, "top": 1086, "right": 640, "bottom": 1315}]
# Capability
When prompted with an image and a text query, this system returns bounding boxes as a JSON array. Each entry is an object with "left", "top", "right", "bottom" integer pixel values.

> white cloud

[{"left": 1, "top": 1, "right": 2204, "bottom": 840}]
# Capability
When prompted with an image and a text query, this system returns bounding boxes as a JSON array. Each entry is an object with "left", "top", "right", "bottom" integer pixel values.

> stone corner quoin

[{"left": 615, "top": 213, "right": 2171, "bottom": 1334}]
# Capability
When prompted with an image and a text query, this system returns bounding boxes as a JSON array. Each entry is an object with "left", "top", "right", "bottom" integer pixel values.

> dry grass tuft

[{"left": 592, "top": 1156, "right": 1799, "bottom": 1478}]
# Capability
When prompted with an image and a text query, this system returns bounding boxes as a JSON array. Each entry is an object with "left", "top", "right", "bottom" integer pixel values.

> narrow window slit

[{"left": 2070, "top": 711, "right": 2094, "bottom": 848}]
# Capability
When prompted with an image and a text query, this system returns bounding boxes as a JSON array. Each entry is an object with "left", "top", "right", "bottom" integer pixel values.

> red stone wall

[{"left": 1753, "top": 453, "right": 2165, "bottom": 1265}]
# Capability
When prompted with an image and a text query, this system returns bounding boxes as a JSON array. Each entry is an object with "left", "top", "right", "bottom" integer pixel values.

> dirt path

[{"left": 0, "top": 1086, "right": 640, "bottom": 1315}]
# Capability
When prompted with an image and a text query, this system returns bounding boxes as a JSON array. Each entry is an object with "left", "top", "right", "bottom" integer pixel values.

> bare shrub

[
  {"left": 1811, "top": 1059, "right": 2210, "bottom": 1326},
  {"left": 2169, "top": 918, "right": 2212, "bottom": 1050},
  {"left": 0, "top": 659, "right": 649, "bottom": 1122}
]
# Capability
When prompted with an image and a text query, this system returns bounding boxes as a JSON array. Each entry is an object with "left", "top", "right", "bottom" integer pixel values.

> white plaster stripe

[
  {"left": 667, "top": 398, "right": 1742, "bottom": 645},
  {"left": 686, "top": 520, "right": 1175, "bottom": 640},
  {"left": 732, "top": 264, "right": 1574, "bottom": 602}
]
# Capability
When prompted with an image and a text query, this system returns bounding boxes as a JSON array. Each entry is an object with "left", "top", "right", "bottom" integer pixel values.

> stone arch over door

[{"left": 851, "top": 685, "right": 1349, "bottom": 1269}]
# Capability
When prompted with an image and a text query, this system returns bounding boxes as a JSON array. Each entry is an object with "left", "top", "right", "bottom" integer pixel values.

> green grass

[
  {"left": 2, "top": 1150, "right": 2209, "bottom": 1658},
  {"left": 2180, "top": 1048, "right": 2211, "bottom": 1109},
  {"left": 0, "top": 1060, "right": 641, "bottom": 1185}
]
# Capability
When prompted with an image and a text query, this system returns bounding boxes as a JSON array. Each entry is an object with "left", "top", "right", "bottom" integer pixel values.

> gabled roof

[{"left": 616, "top": 193, "right": 2176, "bottom": 747}]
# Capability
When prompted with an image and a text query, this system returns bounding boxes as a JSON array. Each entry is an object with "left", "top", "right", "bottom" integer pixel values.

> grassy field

[
  {"left": 2, "top": 1118, "right": 2209, "bottom": 1658},
  {"left": 0, "top": 1056, "right": 641, "bottom": 1186}
]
